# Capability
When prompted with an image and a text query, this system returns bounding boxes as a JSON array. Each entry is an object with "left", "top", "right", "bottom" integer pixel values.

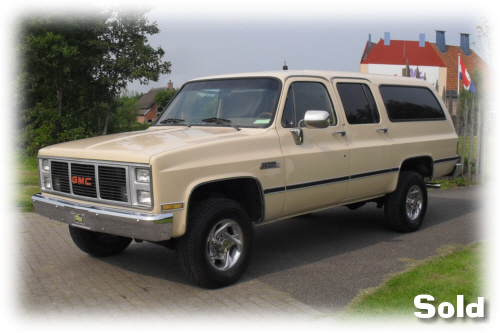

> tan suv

[{"left": 32, "top": 70, "right": 459, "bottom": 288}]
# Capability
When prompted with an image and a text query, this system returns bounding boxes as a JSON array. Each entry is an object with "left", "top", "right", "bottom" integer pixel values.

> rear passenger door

[{"left": 333, "top": 79, "right": 397, "bottom": 201}]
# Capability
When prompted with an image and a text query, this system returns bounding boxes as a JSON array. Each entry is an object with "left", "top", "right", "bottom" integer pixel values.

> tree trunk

[
  {"left": 460, "top": 102, "right": 468, "bottom": 169},
  {"left": 102, "top": 106, "right": 112, "bottom": 135},
  {"left": 467, "top": 100, "right": 475, "bottom": 180},
  {"left": 56, "top": 66, "right": 63, "bottom": 116}
]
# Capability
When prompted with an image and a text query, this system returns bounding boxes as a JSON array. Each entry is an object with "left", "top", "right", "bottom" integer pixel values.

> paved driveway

[{"left": 14, "top": 186, "right": 486, "bottom": 325}]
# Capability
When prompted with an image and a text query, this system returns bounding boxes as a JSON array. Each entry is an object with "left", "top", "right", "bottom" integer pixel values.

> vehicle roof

[{"left": 188, "top": 70, "right": 435, "bottom": 88}]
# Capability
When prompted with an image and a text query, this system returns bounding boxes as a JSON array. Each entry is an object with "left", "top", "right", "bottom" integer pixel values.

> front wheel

[
  {"left": 69, "top": 226, "right": 132, "bottom": 257},
  {"left": 176, "top": 198, "right": 254, "bottom": 289},
  {"left": 384, "top": 171, "right": 428, "bottom": 232}
]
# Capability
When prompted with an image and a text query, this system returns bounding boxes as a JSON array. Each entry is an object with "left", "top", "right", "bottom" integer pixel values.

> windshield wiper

[
  {"left": 159, "top": 118, "right": 190, "bottom": 127},
  {"left": 201, "top": 117, "right": 240, "bottom": 131}
]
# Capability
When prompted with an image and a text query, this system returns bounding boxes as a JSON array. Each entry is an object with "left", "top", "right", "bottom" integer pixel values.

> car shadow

[
  {"left": 97, "top": 189, "right": 483, "bottom": 289},
  {"left": 249, "top": 193, "right": 482, "bottom": 278}
]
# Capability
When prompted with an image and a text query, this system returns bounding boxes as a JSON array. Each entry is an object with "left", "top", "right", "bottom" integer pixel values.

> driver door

[{"left": 276, "top": 79, "right": 350, "bottom": 217}]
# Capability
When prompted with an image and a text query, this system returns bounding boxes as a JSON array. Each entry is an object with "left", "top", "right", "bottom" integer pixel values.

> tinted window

[
  {"left": 336, "top": 83, "right": 380, "bottom": 124},
  {"left": 379, "top": 85, "right": 446, "bottom": 121},
  {"left": 281, "top": 82, "right": 336, "bottom": 128}
]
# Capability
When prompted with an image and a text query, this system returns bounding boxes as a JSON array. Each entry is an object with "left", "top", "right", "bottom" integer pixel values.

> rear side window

[
  {"left": 379, "top": 85, "right": 446, "bottom": 121},
  {"left": 336, "top": 83, "right": 380, "bottom": 125}
]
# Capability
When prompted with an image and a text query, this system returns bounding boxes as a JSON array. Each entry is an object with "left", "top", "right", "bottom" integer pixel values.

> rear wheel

[
  {"left": 176, "top": 198, "right": 253, "bottom": 289},
  {"left": 384, "top": 171, "right": 428, "bottom": 232},
  {"left": 69, "top": 226, "right": 132, "bottom": 257}
]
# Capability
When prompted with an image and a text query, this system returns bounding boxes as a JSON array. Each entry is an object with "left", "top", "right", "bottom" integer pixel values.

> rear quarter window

[{"left": 379, "top": 85, "right": 446, "bottom": 122}]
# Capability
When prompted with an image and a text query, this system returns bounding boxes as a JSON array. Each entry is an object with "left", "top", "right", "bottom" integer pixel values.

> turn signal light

[{"left": 161, "top": 203, "right": 184, "bottom": 211}]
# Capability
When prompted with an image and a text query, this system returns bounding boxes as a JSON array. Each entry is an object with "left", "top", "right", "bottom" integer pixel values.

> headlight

[
  {"left": 39, "top": 158, "right": 52, "bottom": 191},
  {"left": 43, "top": 177, "right": 52, "bottom": 189},
  {"left": 136, "top": 169, "right": 150, "bottom": 183},
  {"left": 42, "top": 159, "right": 50, "bottom": 171},
  {"left": 137, "top": 190, "right": 151, "bottom": 205},
  {"left": 131, "top": 166, "right": 153, "bottom": 208}
]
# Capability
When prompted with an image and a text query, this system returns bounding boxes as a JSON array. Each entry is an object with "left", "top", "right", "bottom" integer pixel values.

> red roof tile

[
  {"left": 430, "top": 44, "right": 492, "bottom": 92},
  {"left": 361, "top": 39, "right": 446, "bottom": 67}
]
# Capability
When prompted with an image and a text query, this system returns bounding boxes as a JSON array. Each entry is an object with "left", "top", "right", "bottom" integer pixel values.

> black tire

[
  {"left": 176, "top": 198, "right": 254, "bottom": 289},
  {"left": 384, "top": 171, "right": 428, "bottom": 232},
  {"left": 69, "top": 226, "right": 132, "bottom": 257}
]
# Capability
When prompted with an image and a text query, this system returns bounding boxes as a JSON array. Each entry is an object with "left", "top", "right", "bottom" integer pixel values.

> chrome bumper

[{"left": 31, "top": 194, "right": 173, "bottom": 242}]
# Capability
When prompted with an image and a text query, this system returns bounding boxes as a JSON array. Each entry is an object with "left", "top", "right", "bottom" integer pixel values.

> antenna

[{"left": 283, "top": 61, "right": 288, "bottom": 70}]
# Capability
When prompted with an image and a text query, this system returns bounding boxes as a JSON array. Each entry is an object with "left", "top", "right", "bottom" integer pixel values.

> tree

[
  {"left": 107, "top": 92, "right": 150, "bottom": 133},
  {"left": 17, "top": 12, "right": 110, "bottom": 155},
  {"left": 98, "top": 7, "right": 171, "bottom": 134},
  {"left": 154, "top": 88, "right": 178, "bottom": 113},
  {"left": 17, "top": 7, "right": 171, "bottom": 155},
  {"left": 475, "top": 17, "right": 493, "bottom": 65}
]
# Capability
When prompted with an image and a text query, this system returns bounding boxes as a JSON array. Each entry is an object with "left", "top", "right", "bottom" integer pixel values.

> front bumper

[{"left": 31, "top": 194, "right": 173, "bottom": 242}]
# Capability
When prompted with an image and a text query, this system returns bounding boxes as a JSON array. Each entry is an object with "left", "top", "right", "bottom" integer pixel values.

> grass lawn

[
  {"left": 15, "top": 155, "right": 39, "bottom": 212},
  {"left": 458, "top": 135, "right": 478, "bottom": 161},
  {"left": 341, "top": 242, "right": 484, "bottom": 318}
]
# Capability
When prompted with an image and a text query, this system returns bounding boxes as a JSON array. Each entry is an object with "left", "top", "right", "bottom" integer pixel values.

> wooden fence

[{"left": 444, "top": 96, "right": 487, "bottom": 182}]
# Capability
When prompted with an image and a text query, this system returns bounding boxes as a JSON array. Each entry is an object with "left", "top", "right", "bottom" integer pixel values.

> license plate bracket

[{"left": 73, "top": 213, "right": 85, "bottom": 225}]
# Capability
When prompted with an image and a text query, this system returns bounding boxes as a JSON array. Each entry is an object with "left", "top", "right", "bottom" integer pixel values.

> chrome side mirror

[
  {"left": 304, "top": 110, "right": 330, "bottom": 129},
  {"left": 290, "top": 111, "right": 330, "bottom": 145},
  {"left": 290, "top": 128, "right": 303, "bottom": 145}
]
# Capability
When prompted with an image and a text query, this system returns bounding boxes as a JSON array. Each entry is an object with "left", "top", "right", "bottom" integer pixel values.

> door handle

[
  {"left": 376, "top": 128, "right": 388, "bottom": 133},
  {"left": 332, "top": 131, "right": 346, "bottom": 136}
]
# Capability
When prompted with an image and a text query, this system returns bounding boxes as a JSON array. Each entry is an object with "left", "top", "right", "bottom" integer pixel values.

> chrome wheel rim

[
  {"left": 406, "top": 185, "right": 423, "bottom": 220},
  {"left": 206, "top": 219, "right": 243, "bottom": 271}
]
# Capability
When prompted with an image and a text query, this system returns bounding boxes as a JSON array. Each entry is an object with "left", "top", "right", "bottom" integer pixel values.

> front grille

[
  {"left": 71, "top": 163, "right": 97, "bottom": 198},
  {"left": 51, "top": 161, "right": 71, "bottom": 193},
  {"left": 48, "top": 160, "right": 129, "bottom": 204},
  {"left": 98, "top": 166, "right": 128, "bottom": 202}
]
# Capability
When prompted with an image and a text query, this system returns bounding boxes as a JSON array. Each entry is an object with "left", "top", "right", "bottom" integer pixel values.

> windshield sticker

[{"left": 253, "top": 119, "right": 271, "bottom": 125}]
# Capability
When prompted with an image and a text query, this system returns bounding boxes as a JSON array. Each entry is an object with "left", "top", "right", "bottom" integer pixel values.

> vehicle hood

[{"left": 38, "top": 126, "right": 264, "bottom": 164}]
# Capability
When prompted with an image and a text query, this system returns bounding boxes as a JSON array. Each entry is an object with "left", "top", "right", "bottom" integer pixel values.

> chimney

[
  {"left": 384, "top": 32, "right": 390, "bottom": 46},
  {"left": 419, "top": 33, "right": 425, "bottom": 47},
  {"left": 167, "top": 80, "right": 173, "bottom": 90},
  {"left": 460, "top": 33, "right": 471, "bottom": 56},
  {"left": 436, "top": 30, "right": 446, "bottom": 53}
]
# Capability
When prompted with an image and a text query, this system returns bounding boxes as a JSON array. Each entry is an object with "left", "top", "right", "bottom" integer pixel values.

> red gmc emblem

[{"left": 72, "top": 176, "right": 92, "bottom": 186}]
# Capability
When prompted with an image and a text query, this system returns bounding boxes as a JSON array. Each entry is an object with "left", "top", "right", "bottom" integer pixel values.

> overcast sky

[
  {"left": 3, "top": 0, "right": 494, "bottom": 94},
  {"left": 124, "top": 0, "right": 493, "bottom": 93}
]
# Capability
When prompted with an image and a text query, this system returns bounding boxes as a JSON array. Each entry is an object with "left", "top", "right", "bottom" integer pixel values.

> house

[
  {"left": 136, "top": 80, "right": 174, "bottom": 124},
  {"left": 430, "top": 31, "right": 491, "bottom": 98},
  {"left": 360, "top": 31, "right": 491, "bottom": 110}
]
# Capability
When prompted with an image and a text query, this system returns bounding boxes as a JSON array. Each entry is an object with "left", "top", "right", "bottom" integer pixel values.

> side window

[
  {"left": 281, "top": 82, "right": 336, "bottom": 128},
  {"left": 379, "top": 85, "right": 446, "bottom": 121},
  {"left": 336, "top": 83, "right": 380, "bottom": 125}
]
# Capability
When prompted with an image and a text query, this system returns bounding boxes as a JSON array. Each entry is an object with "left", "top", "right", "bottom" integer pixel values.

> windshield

[{"left": 155, "top": 78, "right": 281, "bottom": 128}]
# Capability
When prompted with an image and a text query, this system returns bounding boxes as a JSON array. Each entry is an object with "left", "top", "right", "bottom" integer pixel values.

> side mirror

[{"left": 304, "top": 110, "right": 330, "bottom": 129}]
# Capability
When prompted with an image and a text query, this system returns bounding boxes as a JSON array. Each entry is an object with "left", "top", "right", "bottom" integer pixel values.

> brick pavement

[{"left": 14, "top": 212, "right": 333, "bottom": 326}]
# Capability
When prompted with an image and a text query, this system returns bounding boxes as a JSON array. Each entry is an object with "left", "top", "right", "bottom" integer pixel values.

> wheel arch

[
  {"left": 187, "top": 177, "right": 265, "bottom": 225},
  {"left": 399, "top": 156, "right": 434, "bottom": 179}
]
